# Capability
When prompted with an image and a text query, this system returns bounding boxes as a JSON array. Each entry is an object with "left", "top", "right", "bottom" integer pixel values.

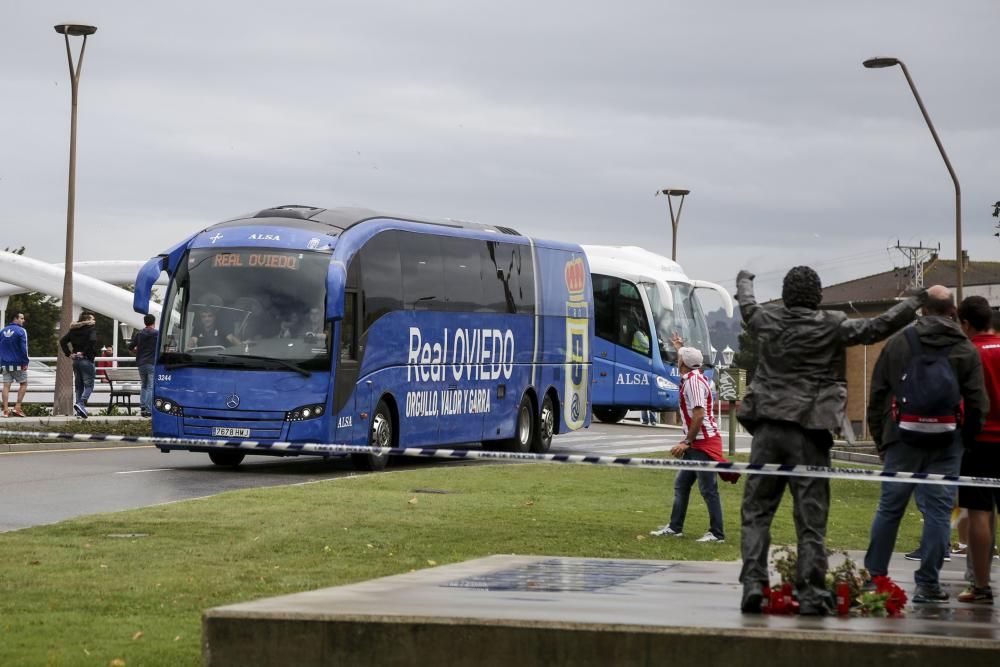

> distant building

[{"left": 817, "top": 255, "right": 1000, "bottom": 438}]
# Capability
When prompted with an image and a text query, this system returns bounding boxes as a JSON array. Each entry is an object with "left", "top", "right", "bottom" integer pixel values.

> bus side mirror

[
  {"left": 133, "top": 256, "right": 166, "bottom": 314},
  {"left": 325, "top": 260, "right": 347, "bottom": 321}
]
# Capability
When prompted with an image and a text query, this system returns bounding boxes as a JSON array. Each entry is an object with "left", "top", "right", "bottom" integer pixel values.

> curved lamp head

[
  {"left": 863, "top": 57, "right": 899, "bottom": 69},
  {"left": 54, "top": 24, "right": 97, "bottom": 36},
  {"left": 721, "top": 345, "right": 735, "bottom": 367},
  {"left": 660, "top": 188, "right": 691, "bottom": 196}
]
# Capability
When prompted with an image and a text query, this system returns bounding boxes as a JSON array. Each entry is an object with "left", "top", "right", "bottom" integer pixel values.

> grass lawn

[{"left": 0, "top": 457, "right": 926, "bottom": 666}]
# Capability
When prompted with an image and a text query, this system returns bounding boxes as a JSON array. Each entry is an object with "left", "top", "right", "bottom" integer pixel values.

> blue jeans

[
  {"left": 864, "top": 436, "right": 963, "bottom": 587},
  {"left": 668, "top": 447, "right": 724, "bottom": 539},
  {"left": 73, "top": 358, "right": 95, "bottom": 406},
  {"left": 642, "top": 410, "right": 657, "bottom": 425},
  {"left": 138, "top": 364, "right": 154, "bottom": 414}
]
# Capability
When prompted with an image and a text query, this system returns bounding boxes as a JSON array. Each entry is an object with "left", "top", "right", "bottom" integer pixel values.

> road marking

[{"left": 115, "top": 468, "right": 173, "bottom": 474}]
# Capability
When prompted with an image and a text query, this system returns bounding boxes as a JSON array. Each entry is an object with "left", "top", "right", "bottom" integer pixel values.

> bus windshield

[
  {"left": 642, "top": 281, "right": 713, "bottom": 364},
  {"left": 158, "top": 248, "right": 333, "bottom": 372}
]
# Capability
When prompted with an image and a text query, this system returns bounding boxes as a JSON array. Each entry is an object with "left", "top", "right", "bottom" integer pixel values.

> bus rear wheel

[
  {"left": 532, "top": 394, "right": 555, "bottom": 453},
  {"left": 501, "top": 395, "right": 534, "bottom": 453},
  {"left": 208, "top": 450, "right": 245, "bottom": 467},
  {"left": 592, "top": 406, "right": 628, "bottom": 424},
  {"left": 353, "top": 399, "right": 392, "bottom": 472}
]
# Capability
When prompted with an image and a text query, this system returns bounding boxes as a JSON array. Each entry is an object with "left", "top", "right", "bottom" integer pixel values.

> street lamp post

[
  {"left": 656, "top": 188, "right": 690, "bottom": 262},
  {"left": 863, "top": 57, "right": 962, "bottom": 301},
  {"left": 53, "top": 23, "right": 97, "bottom": 416}
]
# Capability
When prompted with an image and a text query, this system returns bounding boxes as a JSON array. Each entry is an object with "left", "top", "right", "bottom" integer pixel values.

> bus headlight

[
  {"left": 154, "top": 397, "right": 184, "bottom": 416},
  {"left": 656, "top": 376, "right": 678, "bottom": 391},
  {"left": 286, "top": 404, "right": 325, "bottom": 421}
]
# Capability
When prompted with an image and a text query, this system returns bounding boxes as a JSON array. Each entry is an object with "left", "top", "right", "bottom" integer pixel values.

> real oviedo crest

[{"left": 563, "top": 256, "right": 589, "bottom": 430}]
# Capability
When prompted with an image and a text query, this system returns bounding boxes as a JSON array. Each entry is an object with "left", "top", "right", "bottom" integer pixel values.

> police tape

[{"left": 2, "top": 428, "right": 999, "bottom": 488}]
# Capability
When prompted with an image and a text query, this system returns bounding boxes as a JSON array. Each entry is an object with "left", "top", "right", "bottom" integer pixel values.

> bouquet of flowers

[{"left": 767, "top": 547, "right": 906, "bottom": 617}]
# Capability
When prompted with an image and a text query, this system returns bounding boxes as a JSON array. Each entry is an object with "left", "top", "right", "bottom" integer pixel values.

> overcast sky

[{"left": 3, "top": 1, "right": 998, "bottom": 307}]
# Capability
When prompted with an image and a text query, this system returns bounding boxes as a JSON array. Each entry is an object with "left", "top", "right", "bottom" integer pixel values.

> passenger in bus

[
  {"left": 277, "top": 310, "right": 302, "bottom": 339},
  {"left": 189, "top": 308, "right": 236, "bottom": 349},
  {"left": 303, "top": 307, "right": 327, "bottom": 343}
]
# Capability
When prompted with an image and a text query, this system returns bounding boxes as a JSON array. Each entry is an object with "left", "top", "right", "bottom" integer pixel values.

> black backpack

[{"left": 893, "top": 327, "right": 962, "bottom": 447}]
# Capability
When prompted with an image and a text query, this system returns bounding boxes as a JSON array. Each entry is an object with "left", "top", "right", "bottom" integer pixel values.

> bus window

[
  {"left": 341, "top": 291, "right": 358, "bottom": 362},
  {"left": 482, "top": 241, "right": 535, "bottom": 315},
  {"left": 402, "top": 233, "right": 445, "bottom": 310},
  {"left": 592, "top": 274, "right": 618, "bottom": 341},
  {"left": 618, "top": 281, "right": 651, "bottom": 357},
  {"left": 360, "top": 231, "right": 403, "bottom": 332},
  {"left": 442, "top": 237, "right": 483, "bottom": 312}
]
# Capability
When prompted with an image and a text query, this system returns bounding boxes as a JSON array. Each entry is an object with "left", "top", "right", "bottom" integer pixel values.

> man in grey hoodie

[{"left": 864, "top": 285, "right": 988, "bottom": 603}]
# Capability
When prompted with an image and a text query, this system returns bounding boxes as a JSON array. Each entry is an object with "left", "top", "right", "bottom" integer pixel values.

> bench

[{"left": 105, "top": 367, "right": 143, "bottom": 415}]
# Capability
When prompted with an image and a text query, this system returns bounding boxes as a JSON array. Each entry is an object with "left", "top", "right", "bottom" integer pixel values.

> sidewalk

[{"left": 0, "top": 415, "right": 150, "bottom": 453}]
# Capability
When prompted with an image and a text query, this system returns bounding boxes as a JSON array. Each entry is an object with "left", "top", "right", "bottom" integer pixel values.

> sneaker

[
  {"left": 951, "top": 543, "right": 967, "bottom": 557},
  {"left": 1, "top": 408, "right": 9, "bottom": 418},
  {"left": 73, "top": 403, "right": 88, "bottom": 419},
  {"left": 140, "top": 410, "right": 152, "bottom": 418},
  {"left": 957, "top": 586, "right": 994, "bottom": 605},
  {"left": 904, "top": 548, "right": 950, "bottom": 562},
  {"left": 649, "top": 525, "right": 682, "bottom": 537},
  {"left": 695, "top": 532, "right": 724, "bottom": 543},
  {"left": 912, "top": 586, "right": 949, "bottom": 604},
  {"left": 10, "top": 407, "right": 25, "bottom": 417}
]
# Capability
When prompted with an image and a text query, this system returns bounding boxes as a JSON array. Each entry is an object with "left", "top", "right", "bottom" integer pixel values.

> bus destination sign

[{"left": 212, "top": 253, "right": 300, "bottom": 270}]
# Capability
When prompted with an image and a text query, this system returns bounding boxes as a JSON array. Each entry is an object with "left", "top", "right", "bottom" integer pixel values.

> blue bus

[
  {"left": 133, "top": 205, "right": 592, "bottom": 469},
  {"left": 583, "top": 245, "right": 732, "bottom": 423}
]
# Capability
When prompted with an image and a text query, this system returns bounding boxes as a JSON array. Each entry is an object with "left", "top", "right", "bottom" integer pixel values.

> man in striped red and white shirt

[{"left": 650, "top": 341, "right": 734, "bottom": 543}]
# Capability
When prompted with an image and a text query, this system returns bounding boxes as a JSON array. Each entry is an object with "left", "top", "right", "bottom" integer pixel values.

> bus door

[
  {"left": 611, "top": 280, "right": 655, "bottom": 407},
  {"left": 333, "top": 292, "right": 362, "bottom": 444}
]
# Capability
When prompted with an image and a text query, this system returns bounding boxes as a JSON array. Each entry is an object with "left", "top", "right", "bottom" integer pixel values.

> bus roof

[
  {"left": 582, "top": 245, "right": 692, "bottom": 284},
  {"left": 209, "top": 205, "right": 525, "bottom": 238}
]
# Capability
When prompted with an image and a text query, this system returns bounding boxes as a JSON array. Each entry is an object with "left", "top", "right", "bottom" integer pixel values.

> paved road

[{"left": 0, "top": 418, "right": 754, "bottom": 533}]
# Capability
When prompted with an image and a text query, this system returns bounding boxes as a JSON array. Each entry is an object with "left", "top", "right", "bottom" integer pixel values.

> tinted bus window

[
  {"left": 442, "top": 237, "right": 483, "bottom": 312},
  {"left": 592, "top": 274, "right": 618, "bottom": 341},
  {"left": 360, "top": 231, "right": 403, "bottom": 331},
  {"left": 401, "top": 233, "right": 446, "bottom": 310},
  {"left": 482, "top": 241, "right": 534, "bottom": 315}
]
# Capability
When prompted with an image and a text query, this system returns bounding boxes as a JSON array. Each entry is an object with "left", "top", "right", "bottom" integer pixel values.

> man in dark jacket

[
  {"left": 737, "top": 267, "right": 926, "bottom": 615},
  {"left": 59, "top": 311, "right": 98, "bottom": 419},
  {"left": 864, "top": 285, "right": 987, "bottom": 603},
  {"left": 129, "top": 314, "right": 158, "bottom": 417}
]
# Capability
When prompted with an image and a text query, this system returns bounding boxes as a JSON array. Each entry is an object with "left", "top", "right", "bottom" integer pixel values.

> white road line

[{"left": 115, "top": 468, "right": 173, "bottom": 474}]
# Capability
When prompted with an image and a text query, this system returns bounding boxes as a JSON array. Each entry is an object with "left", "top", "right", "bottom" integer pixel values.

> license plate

[{"left": 213, "top": 427, "right": 250, "bottom": 438}]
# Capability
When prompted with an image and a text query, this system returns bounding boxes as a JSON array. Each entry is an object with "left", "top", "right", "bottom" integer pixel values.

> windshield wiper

[{"left": 215, "top": 354, "right": 312, "bottom": 377}]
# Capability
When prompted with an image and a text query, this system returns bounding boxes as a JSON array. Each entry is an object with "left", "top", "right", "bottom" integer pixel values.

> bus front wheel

[
  {"left": 501, "top": 395, "right": 534, "bottom": 453},
  {"left": 208, "top": 450, "right": 245, "bottom": 467},
  {"left": 532, "top": 394, "right": 555, "bottom": 453},
  {"left": 353, "top": 399, "right": 392, "bottom": 472},
  {"left": 592, "top": 407, "right": 628, "bottom": 424}
]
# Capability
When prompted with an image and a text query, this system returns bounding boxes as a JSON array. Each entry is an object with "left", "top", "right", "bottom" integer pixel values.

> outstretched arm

[
  {"left": 736, "top": 270, "right": 759, "bottom": 325},
  {"left": 839, "top": 290, "right": 926, "bottom": 346}
]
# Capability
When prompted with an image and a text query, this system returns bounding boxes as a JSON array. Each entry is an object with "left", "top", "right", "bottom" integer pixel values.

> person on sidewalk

[
  {"left": 649, "top": 341, "right": 737, "bottom": 543},
  {"left": 128, "top": 314, "right": 159, "bottom": 418},
  {"left": 641, "top": 409, "right": 658, "bottom": 426},
  {"left": 0, "top": 312, "right": 29, "bottom": 418},
  {"left": 955, "top": 295, "right": 1000, "bottom": 604},
  {"left": 863, "top": 286, "right": 987, "bottom": 604},
  {"left": 736, "top": 267, "right": 926, "bottom": 616},
  {"left": 59, "top": 312, "right": 98, "bottom": 419}
]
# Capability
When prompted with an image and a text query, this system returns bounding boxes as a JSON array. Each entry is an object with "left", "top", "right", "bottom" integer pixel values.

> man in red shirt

[
  {"left": 650, "top": 338, "right": 736, "bottom": 542},
  {"left": 957, "top": 296, "right": 1000, "bottom": 604}
]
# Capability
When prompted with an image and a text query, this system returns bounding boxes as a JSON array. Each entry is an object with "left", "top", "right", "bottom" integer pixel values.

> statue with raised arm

[{"left": 736, "top": 266, "right": 927, "bottom": 615}]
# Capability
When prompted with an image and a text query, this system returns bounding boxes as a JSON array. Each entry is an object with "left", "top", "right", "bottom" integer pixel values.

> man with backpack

[{"left": 864, "top": 285, "right": 988, "bottom": 603}]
